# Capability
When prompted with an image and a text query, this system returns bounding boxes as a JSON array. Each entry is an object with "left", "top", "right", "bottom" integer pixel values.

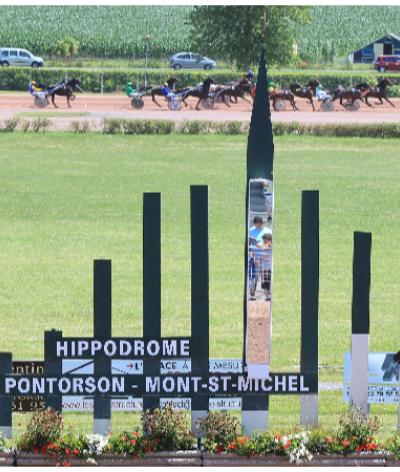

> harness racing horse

[
  {"left": 362, "top": 78, "right": 395, "bottom": 108},
  {"left": 289, "top": 80, "right": 320, "bottom": 111},
  {"left": 219, "top": 77, "right": 254, "bottom": 105},
  {"left": 50, "top": 78, "right": 82, "bottom": 108},
  {"left": 182, "top": 77, "right": 216, "bottom": 110},
  {"left": 331, "top": 84, "right": 366, "bottom": 109},
  {"left": 150, "top": 77, "right": 180, "bottom": 108},
  {"left": 269, "top": 88, "right": 299, "bottom": 111}
]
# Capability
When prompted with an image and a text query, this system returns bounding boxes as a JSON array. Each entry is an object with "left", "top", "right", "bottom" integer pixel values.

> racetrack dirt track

[{"left": 1, "top": 93, "right": 400, "bottom": 129}]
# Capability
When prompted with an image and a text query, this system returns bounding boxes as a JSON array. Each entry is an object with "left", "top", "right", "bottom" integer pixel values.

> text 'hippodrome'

[{"left": 55, "top": 339, "right": 190, "bottom": 358}]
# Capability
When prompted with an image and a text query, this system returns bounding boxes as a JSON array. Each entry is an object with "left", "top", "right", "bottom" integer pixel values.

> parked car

[
  {"left": 373, "top": 55, "right": 400, "bottom": 72},
  {"left": 169, "top": 52, "right": 216, "bottom": 70},
  {"left": 0, "top": 48, "right": 44, "bottom": 68}
]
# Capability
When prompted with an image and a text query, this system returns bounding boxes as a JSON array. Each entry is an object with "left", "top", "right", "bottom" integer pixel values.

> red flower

[
  {"left": 283, "top": 440, "right": 292, "bottom": 449},
  {"left": 215, "top": 445, "right": 224, "bottom": 454},
  {"left": 51, "top": 453, "right": 57, "bottom": 459},
  {"left": 275, "top": 434, "right": 282, "bottom": 441},
  {"left": 134, "top": 431, "right": 140, "bottom": 437},
  {"left": 65, "top": 449, "right": 71, "bottom": 456},
  {"left": 62, "top": 462, "right": 71, "bottom": 467},
  {"left": 73, "top": 449, "right": 80, "bottom": 456},
  {"left": 32, "top": 447, "right": 39, "bottom": 454},
  {"left": 325, "top": 436, "right": 333, "bottom": 443},
  {"left": 130, "top": 439, "right": 137, "bottom": 446},
  {"left": 238, "top": 436, "right": 249, "bottom": 445},
  {"left": 342, "top": 440, "right": 350, "bottom": 447},
  {"left": 227, "top": 443, "right": 236, "bottom": 450},
  {"left": 41, "top": 445, "right": 48, "bottom": 454}
]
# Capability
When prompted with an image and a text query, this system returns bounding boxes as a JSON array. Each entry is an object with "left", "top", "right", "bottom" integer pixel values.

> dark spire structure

[{"left": 247, "top": 48, "right": 274, "bottom": 181}]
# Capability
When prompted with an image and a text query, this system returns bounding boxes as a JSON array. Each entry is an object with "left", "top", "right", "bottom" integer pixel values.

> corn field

[
  {"left": 296, "top": 6, "right": 400, "bottom": 62},
  {"left": 0, "top": 6, "right": 192, "bottom": 58},
  {"left": 1, "top": 6, "right": 400, "bottom": 63}
]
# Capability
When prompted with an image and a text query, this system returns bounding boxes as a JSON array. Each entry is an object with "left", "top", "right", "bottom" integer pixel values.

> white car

[
  {"left": 0, "top": 48, "right": 44, "bottom": 68},
  {"left": 170, "top": 52, "right": 216, "bottom": 70}
]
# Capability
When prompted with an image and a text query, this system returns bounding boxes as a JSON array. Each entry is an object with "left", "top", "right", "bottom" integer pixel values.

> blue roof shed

[{"left": 351, "top": 33, "right": 400, "bottom": 63}]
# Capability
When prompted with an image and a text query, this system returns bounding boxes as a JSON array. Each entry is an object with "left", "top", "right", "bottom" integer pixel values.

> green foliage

[
  {"left": 142, "top": 407, "right": 194, "bottom": 451},
  {"left": 108, "top": 431, "right": 149, "bottom": 456},
  {"left": 54, "top": 37, "right": 80, "bottom": 58},
  {"left": 0, "top": 6, "right": 192, "bottom": 58},
  {"left": 385, "top": 433, "right": 400, "bottom": 459},
  {"left": 335, "top": 407, "right": 381, "bottom": 448},
  {"left": 1, "top": 67, "right": 398, "bottom": 95},
  {"left": 17, "top": 408, "right": 63, "bottom": 451},
  {"left": 30, "top": 117, "right": 51, "bottom": 132},
  {"left": 70, "top": 120, "right": 90, "bottom": 133},
  {"left": 189, "top": 6, "right": 310, "bottom": 69},
  {"left": 196, "top": 411, "right": 240, "bottom": 452},
  {"left": 1, "top": 116, "right": 20, "bottom": 132}
]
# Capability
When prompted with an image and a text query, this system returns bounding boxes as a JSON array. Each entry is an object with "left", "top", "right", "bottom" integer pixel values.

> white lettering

[
  {"left": 120, "top": 340, "right": 131, "bottom": 356},
  {"left": 163, "top": 340, "right": 177, "bottom": 357},
  {"left": 177, "top": 376, "right": 190, "bottom": 393},
  {"left": 162, "top": 377, "right": 175, "bottom": 393},
  {"left": 104, "top": 341, "right": 117, "bottom": 357},
  {"left": 32, "top": 378, "right": 45, "bottom": 394},
  {"left": 274, "top": 376, "right": 286, "bottom": 392},
  {"left": 300, "top": 376, "right": 310, "bottom": 392},
  {"left": 91, "top": 340, "right": 102, "bottom": 356},
  {"left": 5, "top": 378, "right": 16, "bottom": 393},
  {"left": 134, "top": 341, "right": 145, "bottom": 356},
  {"left": 209, "top": 376, "right": 219, "bottom": 393},
  {"left": 288, "top": 376, "right": 298, "bottom": 392},
  {"left": 98, "top": 377, "right": 110, "bottom": 393},
  {"left": 56, "top": 341, "right": 68, "bottom": 357},
  {"left": 147, "top": 340, "right": 160, "bottom": 356},
  {"left": 112, "top": 377, "right": 124, "bottom": 393},
  {"left": 59, "top": 378, "right": 71, "bottom": 394},
  {"left": 146, "top": 376, "right": 160, "bottom": 393},
  {"left": 77, "top": 340, "right": 89, "bottom": 356},
  {"left": 180, "top": 340, "right": 190, "bottom": 356}
]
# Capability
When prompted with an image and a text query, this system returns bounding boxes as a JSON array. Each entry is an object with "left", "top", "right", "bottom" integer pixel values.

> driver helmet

[{"left": 246, "top": 70, "right": 254, "bottom": 79}]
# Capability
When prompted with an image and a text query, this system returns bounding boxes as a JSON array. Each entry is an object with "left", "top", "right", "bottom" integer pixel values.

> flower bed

[{"left": 2, "top": 407, "right": 400, "bottom": 467}]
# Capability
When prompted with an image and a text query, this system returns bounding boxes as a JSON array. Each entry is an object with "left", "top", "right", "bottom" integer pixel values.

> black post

[
  {"left": 190, "top": 186, "right": 209, "bottom": 432},
  {"left": 300, "top": 191, "right": 319, "bottom": 379},
  {"left": 142, "top": 193, "right": 161, "bottom": 411},
  {"left": 44, "top": 330, "right": 62, "bottom": 411},
  {"left": 300, "top": 191, "right": 319, "bottom": 426},
  {"left": 352, "top": 232, "right": 371, "bottom": 335},
  {"left": 349, "top": 231, "right": 371, "bottom": 413},
  {"left": 93, "top": 259, "right": 112, "bottom": 432},
  {"left": 0, "top": 353, "right": 12, "bottom": 437}
]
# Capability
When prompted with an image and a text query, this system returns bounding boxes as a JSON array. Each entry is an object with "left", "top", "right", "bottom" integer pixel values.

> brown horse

[
  {"left": 362, "top": 78, "right": 395, "bottom": 107},
  {"left": 331, "top": 84, "right": 366, "bottom": 108},
  {"left": 270, "top": 88, "right": 298, "bottom": 111},
  {"left": 289, "top": 80, "right": 320, "bottom": 111},
  {"left": 150, "top": 77, "right": 180, "bottom": 108}
]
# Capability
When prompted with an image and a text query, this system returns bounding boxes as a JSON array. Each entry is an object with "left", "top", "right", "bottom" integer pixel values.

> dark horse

[
  {"left": 150, "top": 77, "right": 180, "bottom": 108},
  {"left": 361, "top": 78, "right": 395, "bottom": 107},
  {"left": 221, "top": 77, "right": 254, "bottom": 105},
  {"left": 50, "top": 78, "right": 82, "bottom": 108},
  {"left": 182, "top": 77, "right": 215, "bottom": 110},
  {"left": 269, "top": 88, "right": 298, "bottom": 111},
  {"left": 331, "top": 83, "right": 367, "bottom": 108},
  {"left": 289, "top": 80, "right": 320, "bottom": 111}
]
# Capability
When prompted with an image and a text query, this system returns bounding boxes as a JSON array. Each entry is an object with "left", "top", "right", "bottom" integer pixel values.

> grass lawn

[{"left": 0, "top": 133, "right": 399, "bottom": 437}]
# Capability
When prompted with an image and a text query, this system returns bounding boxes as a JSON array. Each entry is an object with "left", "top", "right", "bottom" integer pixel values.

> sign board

[
  {"left": 343, "top": 352, "right": 400, "bottom": 404},
  {"left": 12, "top": 361, "right": 44, "bottom": 412}
]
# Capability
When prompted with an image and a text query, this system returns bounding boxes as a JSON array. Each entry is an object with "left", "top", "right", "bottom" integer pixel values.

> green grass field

[{"left": 1, "top": 133, "right": 399, "bottom": 437}]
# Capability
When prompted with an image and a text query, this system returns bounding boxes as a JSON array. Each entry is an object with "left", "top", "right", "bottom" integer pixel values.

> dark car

[{"left": 374, "top": 55, "right": 400, "bottom": 72}]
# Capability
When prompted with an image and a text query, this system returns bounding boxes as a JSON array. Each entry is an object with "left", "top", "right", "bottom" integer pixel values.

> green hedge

[{"left": 1, "top": 66, "right": 400, "bottom": 95}]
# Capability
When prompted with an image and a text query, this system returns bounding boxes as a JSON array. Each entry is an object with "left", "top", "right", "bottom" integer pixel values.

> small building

[{"left": 350, "top": 33, "right": 400, "bottom": 63}]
